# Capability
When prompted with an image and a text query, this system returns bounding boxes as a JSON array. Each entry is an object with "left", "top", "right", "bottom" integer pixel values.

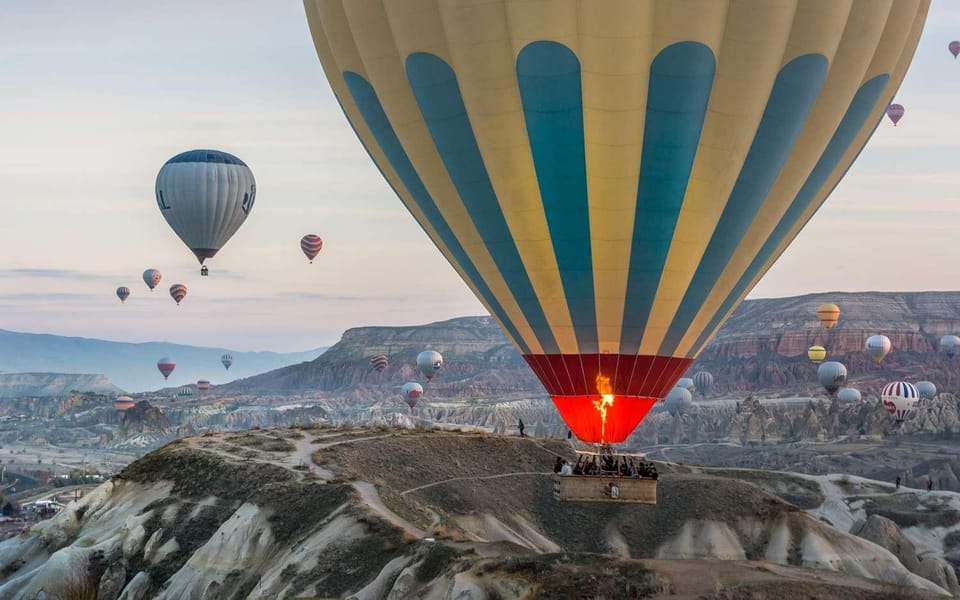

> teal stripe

[
  {"left": 689, "top": 75, "right": 890, "bottom": 355},
  {"left": 341, "top": 71, "right": 531, "bottom": 355},
  {"left": 619, "top": 42, "right": 716, "bottom": 355},
  {"left": 517, "top": 41, "right": 597, "bottom": 354},
  {"left": 406, "top": 52, "right": 560, "bottom": 355},
  {"left": 659, "top": 54, "right": 829, "bottom": 355}
]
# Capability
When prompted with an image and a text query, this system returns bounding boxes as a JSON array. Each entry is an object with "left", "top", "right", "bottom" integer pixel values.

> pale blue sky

[{"left": 1, "top": 1, "right": 959, "bottom": 352}]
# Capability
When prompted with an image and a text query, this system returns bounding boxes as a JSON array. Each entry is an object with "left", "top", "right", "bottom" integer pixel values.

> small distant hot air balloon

[
  {"left": 817, "top": 361, "right": 847, "bottom": 395},
  {"left": 370, "top": 355, "right": 389, "bottom": 372},
  {"left": 113, "top": 396, "right": 135, "bottom": 413},
  {"left": 300, "top": 234, "right": 323, "bottom": 263},
  {"left": 116, "top": 287, "right": 130, "bottom": 303},
  {"left": 881, "top": 381, "right": 919, "bottom": 422},
  {"left": 401, "top": 382, "right": 423, "bottom": 410},
  {"left": 417, "top": 351, "right": 443, "bottom": 381},
  {"left": 155, "top": 149, "right": 256, "bottom": 274},
  {"left": 887, "top": 103, "right": 905, "bottom": 126},
  {"left": 950, "top": 41, "right": 960, "bottom": 59},
  {"left": 866, "top": 334, "right": 892, "bottom": 364},
  {"left": 169, "top": 284, "right": 187, "bottom": 306},
  {"left": 157, "top": 357, "right": 176, "bottom": 379},
  {"left": 808, "top": 345, "right": 827, "bottom": 365},
  {"left": 816, "top": 304, "right": 840, "bottom": 329},
  {"left": 940, "top": 335, "right": 960, "bottom": 359},
  {"left": 143, "top": 269, "right": 161, "bottom": 291},
  {"left": 675, "top": 378, "right": 695, "bottom": 393},
  {"left": 836, "top": 387, "right": 862, "bottom": 405},
  {"left": 177, "top": 385, "right": 193, "bottom": 398},
  {"left": 664, "top": 387, "right": 693, "bottom": 416},
  {"left": 197, "top": 380, "right": 211, "bottom": 391},
  {"left": 221, "top": 354, "right": 233, "bottom": 370},
  {"left": 692, "top": 371, "right": 713, "bottom": 397},
  {"left": 916, "top": 380, "right": 937, "bottom": 401}
]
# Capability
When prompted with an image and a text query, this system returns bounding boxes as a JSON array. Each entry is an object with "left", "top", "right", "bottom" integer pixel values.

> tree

[{"left": 2, "top": 502, "right": 14, "bottom": 516}]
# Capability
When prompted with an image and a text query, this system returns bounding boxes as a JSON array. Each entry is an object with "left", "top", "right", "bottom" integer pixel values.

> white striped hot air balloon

[
  {"left": 156, "top": 150, "right": 256, "bottom": 274},
  {"left": 300, "top": 234, "right": 323, "bottom": 263},
  {"left": 116, "top": 286, "right": 130, "bottom": 303},
  {"left": 881, "top": 381, "right": 919, "bottom": 422},
  {"left": 305, "top": 1, "right": 928, "bottom": 444},
  {"left": 692, "top": 371, "right": 713, "bottom": 397},
  {"left": 221, "top": 354, "right": 233, "bottom": 370}
]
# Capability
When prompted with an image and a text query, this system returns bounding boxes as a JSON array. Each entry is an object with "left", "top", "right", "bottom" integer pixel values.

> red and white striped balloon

[
  {"left": 169, "top": 284, "right": 187, "bottom": 306},
  {"left": 157, "top": 358, "right": 176, "bottom": 379},
  {"left": 300, "top": 234, "right": 323, "bottom": 263}
]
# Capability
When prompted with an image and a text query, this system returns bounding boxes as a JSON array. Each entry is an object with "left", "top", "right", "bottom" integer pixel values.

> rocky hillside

[
  {"left": 0, "top": 373, "right": 124, "bottom": 398},
  {"left": 223, "top": 292, "right": 960, "bottom": 399},
  {"left": 0, "top": 427, "right": 952, "bottom": 599}
]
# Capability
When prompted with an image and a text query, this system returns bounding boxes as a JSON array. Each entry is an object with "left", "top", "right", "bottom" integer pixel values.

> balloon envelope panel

[{"left": 305, "top": 0, "right": 928, "bottom": 443}]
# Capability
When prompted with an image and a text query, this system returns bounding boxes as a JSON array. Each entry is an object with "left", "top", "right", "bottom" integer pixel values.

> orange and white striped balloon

[{"left": 169, "top": 284, "right": 188, "bottom": 306}]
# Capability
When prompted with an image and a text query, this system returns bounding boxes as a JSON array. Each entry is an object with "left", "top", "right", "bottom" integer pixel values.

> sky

[{"left": 1, "top": 1, "right": 959, "bottom": 352}]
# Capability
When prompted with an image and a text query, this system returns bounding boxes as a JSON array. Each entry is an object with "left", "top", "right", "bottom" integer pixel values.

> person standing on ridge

[{"left": 518, "top": 419, "right": 525, "bottom": 437}]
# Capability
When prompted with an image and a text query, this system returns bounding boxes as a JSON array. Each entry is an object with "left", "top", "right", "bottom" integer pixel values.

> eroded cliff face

[{"left": 221, "top": 292, "right": 960, "bottom": 398}]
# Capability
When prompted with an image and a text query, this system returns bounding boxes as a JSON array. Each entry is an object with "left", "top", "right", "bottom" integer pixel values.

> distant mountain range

[
  {"left": 0, "top": 329, "right": 327, "bottom": 392},
  {"left": 224, "top": 291, "right": 960, "bottom": 400}
]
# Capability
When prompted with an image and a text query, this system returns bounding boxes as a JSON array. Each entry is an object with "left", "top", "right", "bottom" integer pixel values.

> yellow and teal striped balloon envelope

[{"left": 305, "top": 0, "right": 928, "bottom": 444}]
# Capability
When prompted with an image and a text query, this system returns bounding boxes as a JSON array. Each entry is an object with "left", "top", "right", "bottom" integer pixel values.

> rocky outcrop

[
  {"left": 0, "top": 373, "right": 123, "bottom": 398},
  {"left": 853, "top": 514, "right": 920, "bottom": 572}
]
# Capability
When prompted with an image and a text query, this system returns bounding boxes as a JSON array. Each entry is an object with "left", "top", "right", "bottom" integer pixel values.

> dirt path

[
  {"left": 352, "top": 481, "right": 425, "bottom": 539},
  {"left": 399, "top": 472, "right": 550, "bottom": 496}
]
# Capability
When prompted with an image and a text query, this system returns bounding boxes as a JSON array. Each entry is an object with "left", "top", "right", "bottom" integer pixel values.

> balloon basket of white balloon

[{"left": 201, "top": 266, "right": 208, "bottom": 276}]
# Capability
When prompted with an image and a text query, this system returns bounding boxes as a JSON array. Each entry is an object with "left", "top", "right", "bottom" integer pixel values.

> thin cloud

[{"left": 0, "top": 268, "right": 119, "bottom": 281}]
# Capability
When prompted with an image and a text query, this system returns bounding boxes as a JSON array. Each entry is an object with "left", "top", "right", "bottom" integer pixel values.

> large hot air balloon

[
  {"left": 417, "top": 350, "right": 443, "bottom": 382},
  {"left": 370, "top": 355, "right": 389, "bottom": 372},
  {"left": 305, "top": 1, "right": 928, "bottom": 444},
  {"left": 664, "top": 386, "right": 693, "bottom": 416},
  {"left": 401, "top": 382, "right": 423, "bottom": 410},
  {"left": 155, "top": 150, "right": 256, "bottom": 274},
  {"left": 169, "top": 284, "right": 187, "bottom": 306},
  {"left": 950, "top": 41, "right": 960, "bottom": 59},
  {"left": 866, "top": 334, "right": 892, "bottom": 364},
  {"left": 221, "top": 354, "right": 233, "bottom": 370},
  {"left": 916, "top": 380, "right": 937, "bottom": 401},
  {"left": 675, "top": 378, "right": 695, "bottom": 393},
  {"left": 886, "top": 103, "right": 905, "bottom": 126},
  {"left": 692, "top": 371, "right": 713, "bottom": 397},
  {"left": 881, "top": 381, "right": 919, "bottom": 422},
  {"left": 940, "top": 335, "right": 960, "bottom": 359},
  {"left": 301, "top": 234, "right": 323, "bottom": 263},
  {"left": 817, "top": 361, "right": 847, "bottom": 395},
  {"left": 157, "top": 357, "right": 176, "bottom": 380},
  {"left": 808, "top": 345, "right": 827, "bottom": 364},
  {"left": 836, "top": 387, "right": 862, "bottom": 405},
  {"left": 116, "top": 287, "right": 130, "bottom": 304},
  {"left": 816, "top": 303, "right": 840, "bottom": 329},
  {"left": 142, "top": 269, "right": 161, "bottom": 291}
]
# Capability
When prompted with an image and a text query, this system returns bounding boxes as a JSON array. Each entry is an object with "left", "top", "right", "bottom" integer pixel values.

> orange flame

[{"left": 593, "top": 373, "right": 615, "bottom": 442}]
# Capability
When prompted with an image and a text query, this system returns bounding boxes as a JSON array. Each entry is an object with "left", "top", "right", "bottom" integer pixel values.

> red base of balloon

[
  {"left": 523, "top": 353, "right": 693, "bottom": 444},
  {"left": 551, "top": 394, "right": 657, "bottom": 444}
]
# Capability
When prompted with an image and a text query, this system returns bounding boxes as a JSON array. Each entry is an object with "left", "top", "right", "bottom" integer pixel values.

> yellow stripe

[
  {"left": 675, "top": 1, "right": 880, "bottom": 356},
  {"left": 342, "top": 0, "right": 546, "bottom": 354},
  {"left": 687, "top": 0, "right": 928, "bottom": 355},
  {"left": 427, "top": 0, "right": 579, "bottom": 354},
  {"left": 638, "top": 0, "right": 798, "bottom": 355}
]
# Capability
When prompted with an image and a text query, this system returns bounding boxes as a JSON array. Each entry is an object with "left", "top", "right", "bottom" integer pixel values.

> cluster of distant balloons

[
  {"left": 806, "top": 304, "right": 951, "bottom": 424},
  {"left": 369, "top": 350, "right": 443, "bottom": 410}
]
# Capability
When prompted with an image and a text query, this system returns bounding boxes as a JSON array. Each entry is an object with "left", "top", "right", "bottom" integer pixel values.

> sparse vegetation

[
  {"left": 492, "top": 554, "right": 661, "bottom": 599},
  {"left": 252, "top": 481, "right": 350, "bottom": 545},
  {"left": 415, "top": 543, "right": 462, "bottom": 582},
  {"left": 225, "top": 432, "right": 295, "bottom": 453}
]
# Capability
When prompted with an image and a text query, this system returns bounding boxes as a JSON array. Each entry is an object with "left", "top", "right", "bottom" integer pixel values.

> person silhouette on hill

[{"left": 518, "top": 419, "right": 525, "bottom": 437}]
